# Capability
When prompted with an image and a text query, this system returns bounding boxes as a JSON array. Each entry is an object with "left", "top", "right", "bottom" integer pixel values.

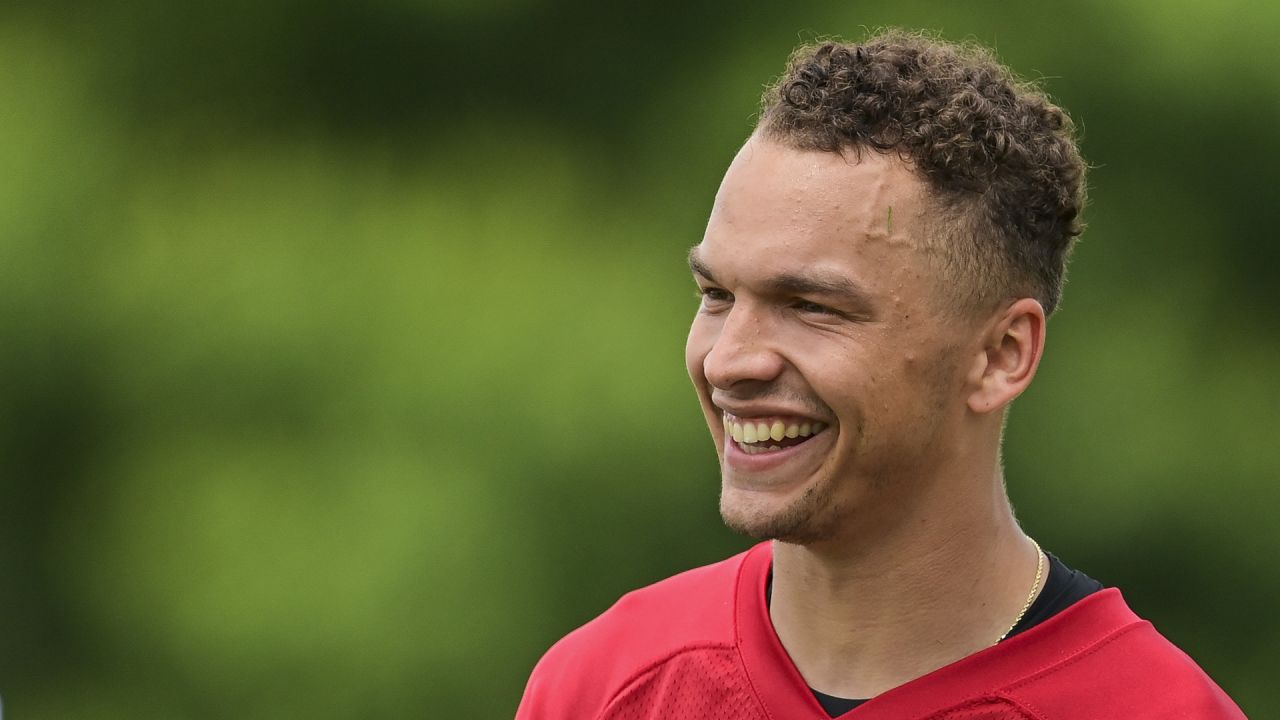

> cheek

[
  {"left": 904, "top": 339, "right": 967, "bottom": 397},
  {"left": 804, "top": 337, "right": 911, "bottom": 426},
  {"left": 791, "top": 345, "right": 862, "bottom": 420},
  {"left": 685, "top": 317, "right": 715, "bottom": 383}
]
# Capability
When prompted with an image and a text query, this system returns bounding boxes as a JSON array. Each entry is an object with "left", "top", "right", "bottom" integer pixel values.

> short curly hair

[{"left": 758, "top": 30, "right": 1087, "bottom": 315}]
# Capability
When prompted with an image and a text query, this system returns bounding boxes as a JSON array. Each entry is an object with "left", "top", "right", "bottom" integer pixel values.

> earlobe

[{"left": 966, "top": 298, "right": 1047, "bottom": 414}]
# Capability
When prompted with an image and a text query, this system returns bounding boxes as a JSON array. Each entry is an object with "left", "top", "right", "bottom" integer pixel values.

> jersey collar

[{"left": 732, "top": 541, "right": 1143, "bottom": 719}]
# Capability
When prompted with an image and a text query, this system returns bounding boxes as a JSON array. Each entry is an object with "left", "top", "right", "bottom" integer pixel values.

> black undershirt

[{"left": 772, "top": 553, "right": 1102, "bottom": 717}]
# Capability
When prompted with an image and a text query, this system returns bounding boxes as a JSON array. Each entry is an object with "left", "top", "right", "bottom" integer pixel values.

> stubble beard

[
  {"left": 717, "top": 398, "right": 951, "bottom": 547},
  {"left": 719, "top": 473, "right": 846, "bottom": 546}
]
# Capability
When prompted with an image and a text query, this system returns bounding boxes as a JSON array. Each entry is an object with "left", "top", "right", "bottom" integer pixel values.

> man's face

[{"left": 685, "top": 137, "right": 981, "bottom": 546}]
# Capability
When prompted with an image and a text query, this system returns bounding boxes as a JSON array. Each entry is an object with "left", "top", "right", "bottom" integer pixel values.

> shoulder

[
  {"left": 515, "top": 544, "right": 763, "bottom": 719},
  {"left": 548, "top": 547, "right": 746, "bottom": 661},
  {"left": 1005, "top": 590, "right": 1246, "bottom": 719}
]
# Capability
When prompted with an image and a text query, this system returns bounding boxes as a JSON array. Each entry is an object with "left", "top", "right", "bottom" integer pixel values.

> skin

[{"left": 685, "top": 135, "right": 1049, "bottom": 700}]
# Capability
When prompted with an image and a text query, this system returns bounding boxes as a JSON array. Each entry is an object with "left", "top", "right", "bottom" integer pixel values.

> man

[{"left": 517, "top": 30, "right": 1246, "bottom": 719}]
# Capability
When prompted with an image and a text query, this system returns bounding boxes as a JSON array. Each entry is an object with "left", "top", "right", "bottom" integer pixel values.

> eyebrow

[
  {"left": 687, "top": 246, "right": 876, "bottom": 311},
  {"left": 687, "top": 247, "right": 717, "bottom": 282}
]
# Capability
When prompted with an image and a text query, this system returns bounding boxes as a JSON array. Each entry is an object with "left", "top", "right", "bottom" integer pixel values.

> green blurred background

[{"left": 2, "top": 0, "right": 1276, "bottom": 717}]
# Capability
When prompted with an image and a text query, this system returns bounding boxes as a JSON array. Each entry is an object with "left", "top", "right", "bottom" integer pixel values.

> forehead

[{"left": 698, "top": 138, "right": 934, "bottom": 288}]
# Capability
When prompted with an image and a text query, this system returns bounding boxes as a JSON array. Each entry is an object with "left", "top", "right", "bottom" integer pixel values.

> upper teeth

[{"left": 721, "top": 415, "right": 827, "bottom": 444}]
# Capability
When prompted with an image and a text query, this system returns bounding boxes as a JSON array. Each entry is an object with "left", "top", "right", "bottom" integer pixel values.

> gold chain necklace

[{"left": 996, "top": 538, "right": 1044, "bottom": 643}]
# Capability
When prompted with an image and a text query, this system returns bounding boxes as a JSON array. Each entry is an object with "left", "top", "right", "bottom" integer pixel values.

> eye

[
  {"left": 794, "top": 300, "right": 836, "bottom": 315},
  {"left": 697, "top": 286, "right": 733, "bottom": 309}
]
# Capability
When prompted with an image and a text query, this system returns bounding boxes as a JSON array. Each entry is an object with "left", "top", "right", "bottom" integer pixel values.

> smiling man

[{"left": 516, "top": 30, "right": 1245, "bottom": 719}]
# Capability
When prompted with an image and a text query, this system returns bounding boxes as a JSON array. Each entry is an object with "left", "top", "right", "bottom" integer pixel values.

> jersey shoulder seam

[
  {"left": 593, "top": 641, "right": 739, "bottom": 720},
  {"left": 1000, "top": 620, "right": 1146, "bottom": 697}
]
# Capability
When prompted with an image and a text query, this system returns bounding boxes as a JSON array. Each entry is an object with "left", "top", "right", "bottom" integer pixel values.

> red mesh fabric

[{"left": 600, "top": 647, "right": 768, "bottom": 720}]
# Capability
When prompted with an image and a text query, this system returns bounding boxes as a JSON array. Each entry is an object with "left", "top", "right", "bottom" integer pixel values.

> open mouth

[{"left": 722, "top": 412, "right": 828, "bottom": 456}]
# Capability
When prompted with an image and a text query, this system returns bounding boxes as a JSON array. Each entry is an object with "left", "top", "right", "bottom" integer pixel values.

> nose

[{"left": 701, "top": 304, "right": 786, "bottom": 390}]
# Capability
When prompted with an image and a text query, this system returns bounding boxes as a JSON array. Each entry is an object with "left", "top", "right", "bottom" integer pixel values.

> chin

[{"left": 719, "top": 482, "right": 840, "bottom": 545}]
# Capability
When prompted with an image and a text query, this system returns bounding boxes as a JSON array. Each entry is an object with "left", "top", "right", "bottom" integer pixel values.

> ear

[{"left": 966, "top": 298, "right": 1047, "bottom": 414}]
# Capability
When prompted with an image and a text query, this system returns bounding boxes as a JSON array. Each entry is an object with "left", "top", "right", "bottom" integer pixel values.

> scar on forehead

[{"left": 887, "top": 206, "right": 893, "bottom": 235}]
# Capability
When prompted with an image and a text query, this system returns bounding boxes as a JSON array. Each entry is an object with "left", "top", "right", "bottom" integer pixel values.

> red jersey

[{"left": 517, "top": 542, "right": 1245, "bottom": 719}]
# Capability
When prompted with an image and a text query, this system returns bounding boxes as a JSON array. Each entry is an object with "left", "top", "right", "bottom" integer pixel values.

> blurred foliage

[{"left": 1, "top": 0, "right": 1276, "bottom": 717}]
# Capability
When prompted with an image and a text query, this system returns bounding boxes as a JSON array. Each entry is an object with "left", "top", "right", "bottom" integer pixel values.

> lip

[
  {"left": 712, "top": 398, "right": 827, "bottom": 424},
  {"left": 723, "top": 424, "right": 832, "bottom": 474}
]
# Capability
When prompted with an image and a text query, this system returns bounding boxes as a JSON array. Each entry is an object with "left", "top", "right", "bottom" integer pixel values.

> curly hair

[{"left": 758, "top": 30, "right": 1087, "bottom": 315}]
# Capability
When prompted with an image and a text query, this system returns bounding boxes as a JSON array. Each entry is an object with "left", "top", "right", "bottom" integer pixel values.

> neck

[{"left": 767, "top": 467, "right": 1041, "bottom": 700}]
